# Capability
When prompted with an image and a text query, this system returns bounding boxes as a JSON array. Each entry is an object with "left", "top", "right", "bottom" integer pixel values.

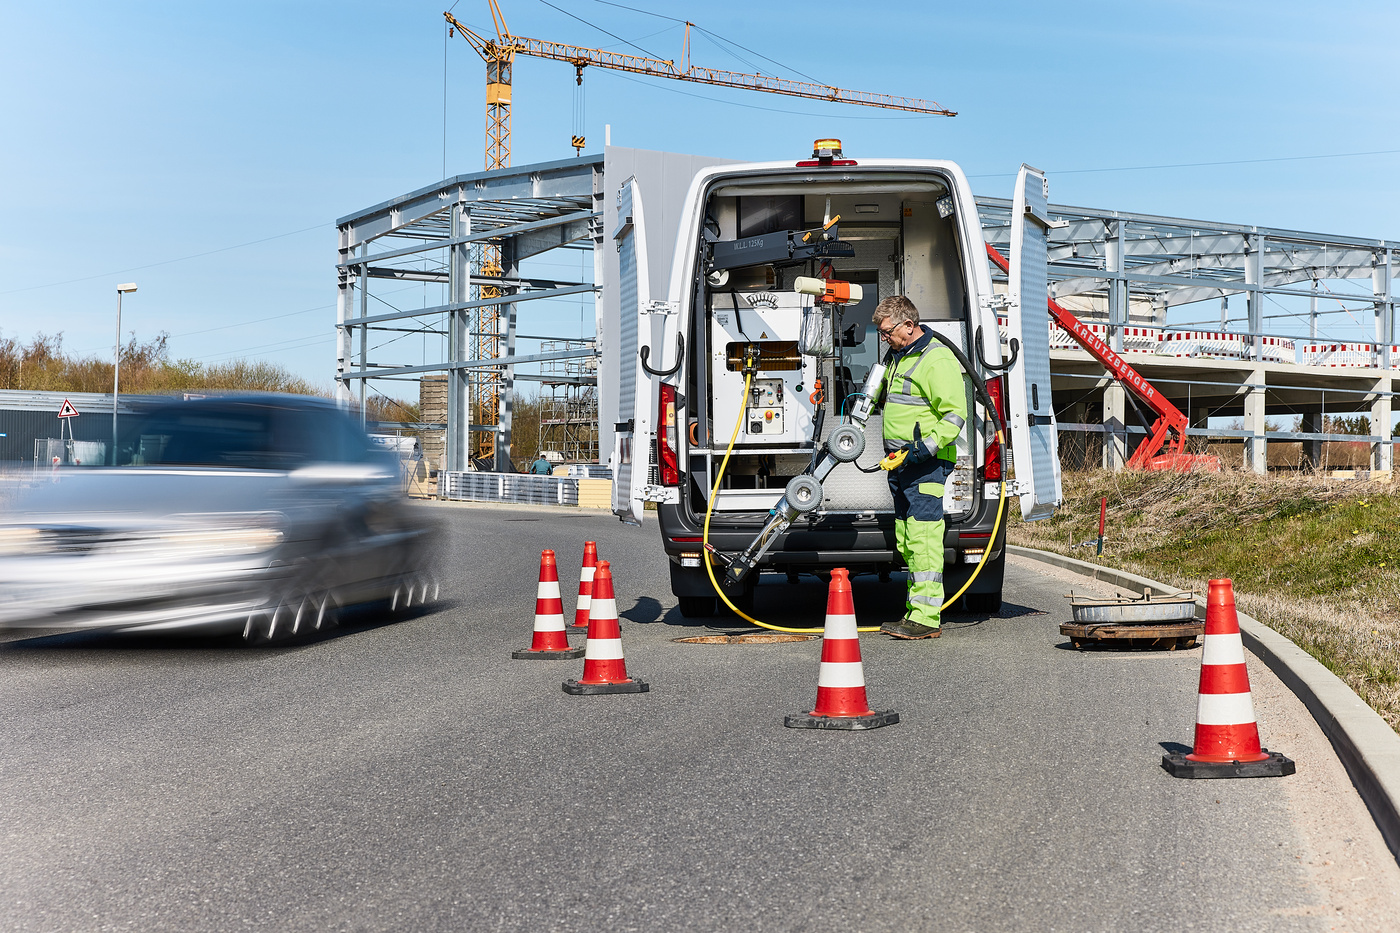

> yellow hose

[{"left": 701, "top": 371, "right": 1008, "bottom": 633}]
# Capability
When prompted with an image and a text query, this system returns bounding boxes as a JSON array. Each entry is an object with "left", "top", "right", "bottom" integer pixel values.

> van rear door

[
  {"left": 611, "top": 177, "right": 655, "bottom": 526},
  {"left": 1006, "top": 164, "right": 1063, "bottom": 521}
]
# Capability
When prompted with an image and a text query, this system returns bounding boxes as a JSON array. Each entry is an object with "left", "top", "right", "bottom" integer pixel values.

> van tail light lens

[
  {"left": 982, "top": 375, "right": 1006, "bottom": 482},
  {"left": 658, "top": 383, "right": 680, "bottom": 486}
]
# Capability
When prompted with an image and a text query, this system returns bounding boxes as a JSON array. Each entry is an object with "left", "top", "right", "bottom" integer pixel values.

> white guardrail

[
  {"left": 439, "top": 471, "right": 581, "bottom": 506},
  {"left": 996, "top": 315, "right": 1400, "bottom": 369}
]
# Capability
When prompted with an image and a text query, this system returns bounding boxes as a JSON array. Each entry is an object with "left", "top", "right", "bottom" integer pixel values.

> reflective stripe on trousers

[{"left": 889, "top": 457, "right": 953, "bottom": 627}]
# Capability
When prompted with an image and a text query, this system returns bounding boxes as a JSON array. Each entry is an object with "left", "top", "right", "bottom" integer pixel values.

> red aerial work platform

[{"left": 987, "top": 244, "right": 1219, "bottom": 472}]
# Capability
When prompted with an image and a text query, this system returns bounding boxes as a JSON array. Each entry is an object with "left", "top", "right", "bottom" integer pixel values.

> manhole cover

[{"left": 673, "top": 633, "right": 818, "bottom": 644}]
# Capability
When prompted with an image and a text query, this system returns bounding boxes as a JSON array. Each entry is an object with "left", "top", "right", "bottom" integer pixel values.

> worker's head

[{"left": 873, "top": 295, "right": 921, "bottom": 349}]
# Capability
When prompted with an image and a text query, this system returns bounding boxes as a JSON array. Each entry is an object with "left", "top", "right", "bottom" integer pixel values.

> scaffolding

[{"left": 538, "top": 339, "right": 598, "bottom": 462}]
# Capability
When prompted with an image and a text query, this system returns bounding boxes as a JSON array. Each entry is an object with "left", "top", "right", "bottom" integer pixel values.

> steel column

[{"left": 1244, "top": 368, "right": 1267, "bottom": 474}]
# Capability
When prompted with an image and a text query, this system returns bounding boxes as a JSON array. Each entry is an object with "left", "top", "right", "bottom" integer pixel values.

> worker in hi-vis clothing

[{"left": 871, "top": 295, "right": 968, "bottom": 639}]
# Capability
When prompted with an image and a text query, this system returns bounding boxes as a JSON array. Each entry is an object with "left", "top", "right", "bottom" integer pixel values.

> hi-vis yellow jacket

[{"left": 879, "top": 325, "right": 967, "bottom": 462}]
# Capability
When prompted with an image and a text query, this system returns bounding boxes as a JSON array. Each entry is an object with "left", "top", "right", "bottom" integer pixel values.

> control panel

[{"left": 746, "top": 378, "right": 786, "bottom": 436}]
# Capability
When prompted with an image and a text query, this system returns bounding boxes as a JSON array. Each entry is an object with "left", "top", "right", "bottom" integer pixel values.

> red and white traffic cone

[
  {"left": 512, "top": 550, "right": 585, "bottom": 660},
  {"left": 786, "top": 568, "right": 898, "bottom": 730},
  {"left": 1163, "top": 579, "right": 1293, "bottom": 778},
  {"left": 571, "top": 541, "right": 598, "bottom": 629},
  {"left": 563, "top": 560, "right": 648, "bottom": 694}
]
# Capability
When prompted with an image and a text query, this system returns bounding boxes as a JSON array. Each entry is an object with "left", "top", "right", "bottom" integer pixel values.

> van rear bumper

[{"left": 656, "top": 500, "right": 1004, "bottom": 567}]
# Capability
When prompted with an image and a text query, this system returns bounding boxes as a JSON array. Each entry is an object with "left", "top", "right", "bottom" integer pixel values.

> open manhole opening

[{"left": 674, "top": 633, "right": 818, "bottom": 645}]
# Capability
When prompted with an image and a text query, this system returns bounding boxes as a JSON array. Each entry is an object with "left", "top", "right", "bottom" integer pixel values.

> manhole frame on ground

[{"left": 673, "top": 633, "right": 819, "bottom": 645}]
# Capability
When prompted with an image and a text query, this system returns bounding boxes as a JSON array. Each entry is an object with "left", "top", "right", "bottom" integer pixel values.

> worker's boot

[{"left": 880, "top": 617, "right": 941, "bottom": 639}]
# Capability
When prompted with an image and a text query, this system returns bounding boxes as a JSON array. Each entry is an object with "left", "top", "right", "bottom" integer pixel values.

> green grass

[{"left": 1009, "top": 469, "right": 1400, "bottom": 732}]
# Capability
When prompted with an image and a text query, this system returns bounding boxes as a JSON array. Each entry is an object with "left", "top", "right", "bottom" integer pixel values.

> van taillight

[
  {"left": 982, "top": 375, "right": 1006, "bottom": 482},
  {"left": 658, "top": 384, "right": 680, "bottom": 486}
]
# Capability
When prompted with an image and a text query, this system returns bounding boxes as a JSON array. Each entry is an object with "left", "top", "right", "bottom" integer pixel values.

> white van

[{"left": 612, "top": 141, "right": 1061, "bottom": 616}]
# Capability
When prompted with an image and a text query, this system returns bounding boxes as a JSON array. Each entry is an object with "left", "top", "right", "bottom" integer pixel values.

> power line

[
  {"left": 536, "top": 0, "right": 665, "bottom": 60},
  {"left": 587, "top": 0, "right": 822, "bottom": 82},
  {"left": 968, "top": 148, "right": 1400, "bottom": 180}
]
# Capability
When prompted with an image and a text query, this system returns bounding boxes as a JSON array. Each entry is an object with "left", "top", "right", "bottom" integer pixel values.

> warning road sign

[{"left": 57, "top": 399, "right": 79, "bottom": 418}]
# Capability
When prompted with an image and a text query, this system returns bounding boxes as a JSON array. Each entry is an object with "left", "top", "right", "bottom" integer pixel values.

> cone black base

[
  {"left": 785, "top": 710, "right": 899, "bottom": 731},
  {"left": 562, "top": 678, "right": 649, "bottom": 695},
  {"left": 1161, "top": 749, "right": 1295, "bottom": 779},
  {"left": 512, "top": 646, "right": 585, "bottom": 660}
]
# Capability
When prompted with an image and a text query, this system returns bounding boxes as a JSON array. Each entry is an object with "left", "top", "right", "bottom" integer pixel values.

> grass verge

[{"left": 1008, "top": 468, "right": 1400, "bottom": 733}]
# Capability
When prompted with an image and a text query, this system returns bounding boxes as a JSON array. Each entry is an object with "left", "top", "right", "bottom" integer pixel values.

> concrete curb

[{"left": 1009, "top": 544, "right": 1400, "bottom": 863}]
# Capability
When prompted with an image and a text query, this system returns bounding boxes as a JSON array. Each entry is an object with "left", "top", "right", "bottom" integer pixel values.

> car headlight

[
  {"left": 155, "top": 513, "right": 285, "bottom": 557},
  {"left": 0, "top": 527, "right": 41, "bottom": 557},
  {"left": 155, "top": 526, "right": 285, "bottom": 556}
]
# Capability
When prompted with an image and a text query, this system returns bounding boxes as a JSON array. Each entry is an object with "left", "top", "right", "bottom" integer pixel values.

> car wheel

[
  {"left": 308, "top": 589, "right": 340, "bottom": 632},
  {"left": 678, "top": 596, "right": 718, "bottom": 618},
  {"left": 243, "top": 590, "right": 318, "bottom": 646}
]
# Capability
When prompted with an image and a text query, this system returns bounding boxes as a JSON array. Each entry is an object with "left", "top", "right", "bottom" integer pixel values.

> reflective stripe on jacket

[{"left": 879, "top": 324, "right": 968, "bottom": 461}]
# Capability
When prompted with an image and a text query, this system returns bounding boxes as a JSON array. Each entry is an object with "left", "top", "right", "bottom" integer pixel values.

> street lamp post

[{"left": 113, "top": 283, "right": 137, "bottom": 464}]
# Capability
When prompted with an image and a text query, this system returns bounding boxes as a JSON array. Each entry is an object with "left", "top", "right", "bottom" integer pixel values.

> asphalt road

[{"left": 2, "top": 502, "right": 1397, "bottom": 932}]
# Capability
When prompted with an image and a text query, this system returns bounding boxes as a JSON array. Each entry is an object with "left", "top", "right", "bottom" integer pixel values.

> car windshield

[{"left": 118, "top": 401, "right": 372, "bottom": 470}]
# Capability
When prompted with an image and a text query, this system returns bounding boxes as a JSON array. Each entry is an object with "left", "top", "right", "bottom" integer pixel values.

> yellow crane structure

[
  {"left": 443, "top": 2, "right": 955, "bottom": 461},
  {"left": 445, "top": 3, "right": 955, "bottom": 170}
]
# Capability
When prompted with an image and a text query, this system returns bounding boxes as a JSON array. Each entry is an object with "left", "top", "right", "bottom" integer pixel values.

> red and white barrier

[
  {"left": 1302, "top": 342, "right": 1375, "bottom": 367},
  {"left": 1159, "top": 331, "right": 1247, "bottom": 359}
]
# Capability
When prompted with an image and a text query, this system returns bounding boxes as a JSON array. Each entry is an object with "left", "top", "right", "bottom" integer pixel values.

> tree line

[{"left": 0, "top": 330, "right": 412, "bottom": 422}]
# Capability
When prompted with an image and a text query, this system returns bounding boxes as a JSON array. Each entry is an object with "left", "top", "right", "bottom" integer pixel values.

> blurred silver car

[{"left": 0, "top": 395, "right": 439, "bottom": 644}]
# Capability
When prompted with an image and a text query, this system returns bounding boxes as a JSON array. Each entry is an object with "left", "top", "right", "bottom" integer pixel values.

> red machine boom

[{"left": 987, "top": 244, "right": 1218, "bottom": 471}]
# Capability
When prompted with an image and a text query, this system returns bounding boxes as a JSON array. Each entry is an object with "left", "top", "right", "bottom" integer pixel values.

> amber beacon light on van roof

[{"left": 796, "top": 139, "right": 858, "bottom": 167}]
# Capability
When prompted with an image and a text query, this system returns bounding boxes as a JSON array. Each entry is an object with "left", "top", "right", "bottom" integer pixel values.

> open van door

[
  {"left": 1006, "top": 164, "right": 1063, "bottom": 521},
  {"left": 611, "top": 177, "right": 654, "bottom": 526}
]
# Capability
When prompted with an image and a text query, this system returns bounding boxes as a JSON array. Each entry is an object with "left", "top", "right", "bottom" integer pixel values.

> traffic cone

[
  {"left": 563, "top": 561, "right": 648, "bottom": 694},
  {"left": 1163, "top": 579, "right": 1294, "bottom": 778},
  {"left": 512, "top": 550, "right": 585, "bottom": 660},
  {"left": 571, "top": 541, "right": 598, "bottom": 628},
  {"left": 786, "top": 568, "right": 898, "bottom": 731}
]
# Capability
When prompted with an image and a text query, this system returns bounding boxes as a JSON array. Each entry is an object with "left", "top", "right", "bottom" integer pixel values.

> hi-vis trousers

[{"left": 887, "top": 457, "right": 954, "bottom": 627}]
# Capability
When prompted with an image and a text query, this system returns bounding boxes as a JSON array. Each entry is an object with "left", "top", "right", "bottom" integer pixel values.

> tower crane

[
  {"left": 445, "top": 2, "right": 955, "bottom": 170},
  {"left": 442, "top": 1, "right": 955, "bottom": 463}
]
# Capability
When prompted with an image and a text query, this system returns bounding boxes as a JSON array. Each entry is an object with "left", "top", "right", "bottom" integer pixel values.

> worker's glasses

[{"left": 877, "top": 321, "right": 911, "bottom": 341}]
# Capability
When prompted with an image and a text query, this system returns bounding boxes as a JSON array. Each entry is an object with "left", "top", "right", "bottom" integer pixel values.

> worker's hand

[{"left": 878, "top": 448, "right": 909, "bottom": 471}]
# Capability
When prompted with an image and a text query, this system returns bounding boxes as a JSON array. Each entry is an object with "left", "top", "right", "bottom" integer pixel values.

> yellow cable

[{"left": 701, "top": 371, "right": 1008, "bottom": 634}]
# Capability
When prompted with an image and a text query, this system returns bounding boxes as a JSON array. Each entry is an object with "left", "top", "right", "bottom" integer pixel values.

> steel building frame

[
  {"left": 334, "top": 154, "right": 1397, "bottom": 479},
  {"left": 335, "top": 155, "right": 603, "bottom": 472},
  {"left": 980, "top": 197, "right": 1397, "bottom": 473}
]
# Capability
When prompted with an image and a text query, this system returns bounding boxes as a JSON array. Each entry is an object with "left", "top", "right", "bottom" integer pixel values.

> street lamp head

[{"left": 117, "top": 283, "right": 137, "bottom": 294}]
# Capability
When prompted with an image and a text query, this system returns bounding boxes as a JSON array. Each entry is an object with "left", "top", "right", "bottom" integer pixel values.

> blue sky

[{"left": 3, "top": 1, "right": 1399, "bottom": 401}]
